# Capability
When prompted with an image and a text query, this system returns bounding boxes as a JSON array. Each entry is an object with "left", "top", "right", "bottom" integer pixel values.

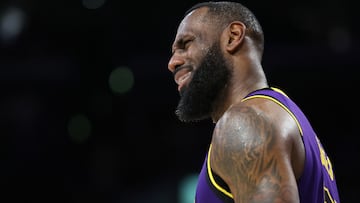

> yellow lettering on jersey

[{"left": 316, "top": 137, "right": 334, "bottom": 180}]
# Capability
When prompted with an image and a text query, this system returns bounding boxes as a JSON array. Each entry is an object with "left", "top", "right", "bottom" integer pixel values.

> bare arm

[{"left": 210, "top": 105, "right": 300, "bottom": 203}]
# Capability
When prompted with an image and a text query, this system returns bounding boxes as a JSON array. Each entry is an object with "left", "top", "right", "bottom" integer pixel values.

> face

[
  {"left": 174, "top": 42, "right": 231, "bottom": 122},
  {"left": 168, "top": 8, "right": 231, "bottom": 122}
]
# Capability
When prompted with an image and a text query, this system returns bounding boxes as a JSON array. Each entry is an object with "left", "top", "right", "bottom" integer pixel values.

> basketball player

[{"left": 167, "top": 1, "right": 341, "bottom": 202}]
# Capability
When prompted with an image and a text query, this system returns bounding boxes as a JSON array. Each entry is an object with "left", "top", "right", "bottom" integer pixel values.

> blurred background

[{"left": 0, "top": 0, "right": 358, "bottom": 202}]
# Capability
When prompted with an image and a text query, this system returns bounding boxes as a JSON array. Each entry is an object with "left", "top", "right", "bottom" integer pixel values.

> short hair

[{"left": 184, "top": 1, "right": 264, "bottom": 53}]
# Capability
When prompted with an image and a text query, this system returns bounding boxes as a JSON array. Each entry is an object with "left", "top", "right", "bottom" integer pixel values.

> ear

[{"left": 224, "top": 21, "right": 246, "bottom": 53}]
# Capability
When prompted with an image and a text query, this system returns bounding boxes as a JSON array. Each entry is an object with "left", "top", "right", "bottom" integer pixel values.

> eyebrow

[{"left": 171, "top": 35, "right": 185, "bottom": 53}]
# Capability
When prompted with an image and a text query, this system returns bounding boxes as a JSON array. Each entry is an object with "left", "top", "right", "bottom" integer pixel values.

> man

[{"left": 167, "top": 1, "right": 340, "bottom": 203}]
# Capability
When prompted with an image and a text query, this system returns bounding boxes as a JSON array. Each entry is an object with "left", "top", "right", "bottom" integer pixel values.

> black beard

[{"left": 175, "top": 43, "right": 231, "bottom": 122}]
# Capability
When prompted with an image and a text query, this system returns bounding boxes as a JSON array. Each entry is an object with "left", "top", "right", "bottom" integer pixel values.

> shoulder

[
  {"left": 208, "top": 100, "right": 303, "bottom": 202},
  {"left": 212, "top": 98, "right": 300, "bottom": 150},
  {"left": 210, "top": 101, "right": 298, "bottom": 183},
  {"left": 212, "top": 103, "right": 281, "bottom": 160}
]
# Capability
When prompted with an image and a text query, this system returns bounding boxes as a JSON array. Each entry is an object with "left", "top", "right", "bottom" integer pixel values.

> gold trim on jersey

[
  {"left": 271, "top": 87, "right": 288, "bottom": 97},
  {"left": 207, "top": 144, "right": 234, "bottom": 199},
  {"left": 241, "top": 88, "right": 303, "bottom": 136}
]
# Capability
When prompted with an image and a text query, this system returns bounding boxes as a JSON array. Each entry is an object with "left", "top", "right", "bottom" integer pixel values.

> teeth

[{"left": 179, "top": 72, "right": 191, "bottom": 84}]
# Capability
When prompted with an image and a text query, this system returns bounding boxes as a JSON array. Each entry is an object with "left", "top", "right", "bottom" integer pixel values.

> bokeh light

[
  {"left": 67, "top": 114, "right": 92, "bottom": 143},
  {"left": 0, "top": 6, "right": 25, "bottom": 43},
  {"left": 178, "top": 173, "right": 198, "bottom": 203},
  {"left": 108, "top": 66, "right": 134, "bottom": 94},
  {"left": 82, "top": 0, "right": 106, "bottom": 9}
]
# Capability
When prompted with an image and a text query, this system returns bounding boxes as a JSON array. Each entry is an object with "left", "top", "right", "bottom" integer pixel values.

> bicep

[{"left": 210, "top": 106, "right": 299, "bottom": 203}]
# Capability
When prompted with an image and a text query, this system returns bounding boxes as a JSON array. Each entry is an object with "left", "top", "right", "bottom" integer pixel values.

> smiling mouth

[{"left": 176, "top": 71, "right": 192, "bottom": 91}]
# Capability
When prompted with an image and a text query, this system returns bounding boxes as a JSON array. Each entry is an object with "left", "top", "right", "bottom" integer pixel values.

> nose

[{"left": 168, "top": 54, "right": 184, "bottom": 73}]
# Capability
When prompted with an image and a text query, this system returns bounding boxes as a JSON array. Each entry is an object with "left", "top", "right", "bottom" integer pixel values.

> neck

[{"left": 210, "top": 68, "right": 268, "bottom": 123}]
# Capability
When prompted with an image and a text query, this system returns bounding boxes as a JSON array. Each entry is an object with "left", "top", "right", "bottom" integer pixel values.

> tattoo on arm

[{"left": 211, "top": 106, "right": 297, "bottom": 203}]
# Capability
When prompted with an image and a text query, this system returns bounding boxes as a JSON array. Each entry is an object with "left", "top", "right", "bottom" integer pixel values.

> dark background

[{"left": 0, "top": 0, "right": 358, "bottom": 202}]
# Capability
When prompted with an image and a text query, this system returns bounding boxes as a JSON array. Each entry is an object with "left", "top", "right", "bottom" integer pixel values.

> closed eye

[{"left": 172, "top": 36, "right": 195, "bottom": 54}]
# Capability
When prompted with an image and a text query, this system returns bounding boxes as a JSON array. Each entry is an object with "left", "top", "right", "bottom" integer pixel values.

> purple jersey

[{"left": 195, "top": 87, "right": 340, "bottom": 203}]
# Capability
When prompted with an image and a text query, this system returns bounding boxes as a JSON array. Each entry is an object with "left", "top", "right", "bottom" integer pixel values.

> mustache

[{"left": 172, "top": 65, "right": 193, "bottom": 77}]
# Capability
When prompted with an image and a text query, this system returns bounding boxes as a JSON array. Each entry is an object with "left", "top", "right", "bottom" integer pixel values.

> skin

[{"left": 168, "top": 7, "right": 305, "bottom": 203}]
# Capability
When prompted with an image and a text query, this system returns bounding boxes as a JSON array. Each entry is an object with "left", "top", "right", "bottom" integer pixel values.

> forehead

[{"left": 176, "top": 7, "right": 211, "bottom": 36}]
